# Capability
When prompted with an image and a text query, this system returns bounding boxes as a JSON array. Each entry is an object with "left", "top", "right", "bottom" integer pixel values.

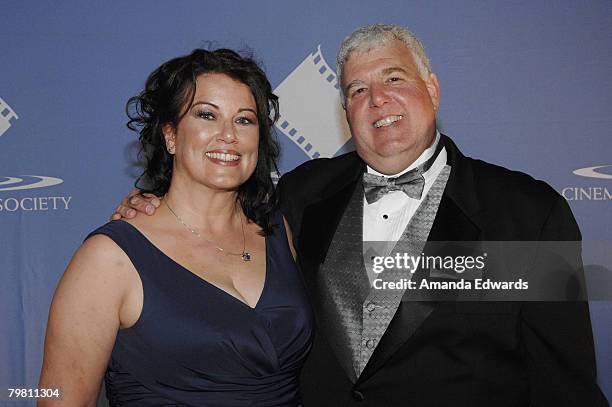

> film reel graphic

[
  {"left": 274, "top": 45, "right": 352, "bottom": 160},
  {"left": 0, "top": 97, "right": 19, "bottom": 138}
]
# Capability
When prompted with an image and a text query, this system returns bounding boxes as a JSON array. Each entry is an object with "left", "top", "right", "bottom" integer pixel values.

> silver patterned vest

[{"left": 315, "top": 165, "right": 451, "bottom": 380}]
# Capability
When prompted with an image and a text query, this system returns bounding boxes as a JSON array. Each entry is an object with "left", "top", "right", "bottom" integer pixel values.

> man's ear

[
  {"left": 162, "top": 123, "right": 176, "bottom": 154},
  {"left": 425, "top": 72, "right": 441, "bottom": 111}
]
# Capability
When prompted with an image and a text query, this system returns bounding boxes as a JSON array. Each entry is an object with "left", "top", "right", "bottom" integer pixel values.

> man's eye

[
  {"left": 196, "top": 111, "right": 215, "bottom": 120},
  {"left": 388, "top": 77, "right": 402, "bottom": 83},
  {"left": 351, "top": 87, "right": 367, "bottom": 97}
]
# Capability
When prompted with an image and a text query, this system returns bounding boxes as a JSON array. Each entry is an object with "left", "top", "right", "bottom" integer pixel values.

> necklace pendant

[{"left": 242, "top": 252, "right": 252, "bottom": 262}]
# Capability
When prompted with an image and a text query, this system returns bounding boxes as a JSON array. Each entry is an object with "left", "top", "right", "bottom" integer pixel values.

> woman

[{"left": 39, "top": 48, "right": 313, "bottom": 406}]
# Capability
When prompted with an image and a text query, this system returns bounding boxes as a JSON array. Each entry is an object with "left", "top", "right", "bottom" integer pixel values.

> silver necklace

[{"left": 163, "top": 197, "right": 252, "bottom": 262}]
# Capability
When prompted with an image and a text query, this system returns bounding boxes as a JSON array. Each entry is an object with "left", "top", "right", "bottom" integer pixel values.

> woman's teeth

[
  {"left": 373, "top": 115, "right": 403, "bottom": 128},
  {"left": 205, "top": 152, "right": 240, "bottom": 161}
]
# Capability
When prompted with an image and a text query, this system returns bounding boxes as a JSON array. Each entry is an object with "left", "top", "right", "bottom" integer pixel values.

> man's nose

[{"left": 369, "top": 83, "right": 390, "bottom": 108}]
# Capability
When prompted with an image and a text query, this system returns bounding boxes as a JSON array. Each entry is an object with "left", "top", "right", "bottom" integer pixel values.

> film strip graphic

[
  {"left": 274, "top": 45, "right": 351, "bottom": 159},
  {"left": 0, "top": 97, "right": 19, "bottom": 138}
]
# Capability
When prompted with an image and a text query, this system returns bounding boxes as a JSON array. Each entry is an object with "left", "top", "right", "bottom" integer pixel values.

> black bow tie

[{"left": 362, "top": 139, "right": 444, "bottom": 204}]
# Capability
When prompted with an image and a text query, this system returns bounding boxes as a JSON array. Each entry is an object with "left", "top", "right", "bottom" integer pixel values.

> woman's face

[{"left": 164, "top": 73, "right": 260, "bottom": 192}]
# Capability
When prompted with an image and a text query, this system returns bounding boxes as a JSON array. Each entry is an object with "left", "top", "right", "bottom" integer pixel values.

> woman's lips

[{"left": 205, "top": 150, "right": 241, "bottom": 166}]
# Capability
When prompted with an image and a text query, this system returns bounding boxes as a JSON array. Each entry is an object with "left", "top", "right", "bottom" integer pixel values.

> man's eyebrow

[
  {"left": 381, "top": 66, "right": 409, "bottom": 76},
  {"left": 345, "top": 80, "right": 365, "bottom": 92},
  {"left": 344, "top": 66, "right": 411, "bottom": 92}
]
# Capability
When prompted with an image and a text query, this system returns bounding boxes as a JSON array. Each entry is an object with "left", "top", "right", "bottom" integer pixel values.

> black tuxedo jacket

[{"left": 277, "top": 135, "right": 608, "bottom": 407}]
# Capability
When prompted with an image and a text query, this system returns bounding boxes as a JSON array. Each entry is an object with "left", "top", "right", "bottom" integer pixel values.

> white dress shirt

[{"left": 363, "top": 131, "right": 447, "bottom": 244}]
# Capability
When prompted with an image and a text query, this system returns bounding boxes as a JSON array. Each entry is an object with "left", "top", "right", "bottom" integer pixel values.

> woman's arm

[{"left": 38, "top": 235, "right": 141, "bottom": 407}]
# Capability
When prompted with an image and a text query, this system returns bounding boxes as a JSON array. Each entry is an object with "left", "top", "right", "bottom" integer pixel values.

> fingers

[
  {"left": 127, "top": 187, "right": 141, "bottom": 198},
  {"left": 134, "top": 193, "right": 161, "bottom": 215},
  {"left": 127, "top": 193, "right": 158, "bottom": 216},
  {"left": 111, "top": 203, "right": 137, "bottom": 220},
  {"left": 142, "top": 193, "right": 161, "bottom": 209},
  {"left": 110, "top": 189, "right": 164, "bottom": 221}
]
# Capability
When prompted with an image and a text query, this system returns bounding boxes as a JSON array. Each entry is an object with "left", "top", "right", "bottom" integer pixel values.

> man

[{"left": 116, "top": 24, "right": 608, "bottom": 406}]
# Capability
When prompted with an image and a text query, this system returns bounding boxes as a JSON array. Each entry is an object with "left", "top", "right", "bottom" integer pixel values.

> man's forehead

[
  {"left": 344, "top": 49, "right": 418, "bottom": 84},
  {"left": 345, "top": 66, "right": 411, "bottom": 88},
  {"left": 347, "top": 40, "right": 415, "bottom": 65}
]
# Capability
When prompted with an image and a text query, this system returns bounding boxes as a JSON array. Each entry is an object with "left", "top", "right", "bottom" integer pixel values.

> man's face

[{"left": 342, "top": 39, "right": 440, "bottom": 175}]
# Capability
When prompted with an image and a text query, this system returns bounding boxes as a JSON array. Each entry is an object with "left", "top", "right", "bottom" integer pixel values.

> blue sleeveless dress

[{"left": 87, "top": 214, "right": 313, "bottom": 406}]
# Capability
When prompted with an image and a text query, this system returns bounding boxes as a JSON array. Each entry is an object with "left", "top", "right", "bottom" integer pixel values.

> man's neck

[{"left": 367, "top": 130, "right": 441, "bottom": 177}]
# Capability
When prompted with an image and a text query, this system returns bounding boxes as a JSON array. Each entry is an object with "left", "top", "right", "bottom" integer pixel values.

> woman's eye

[
  {"left": 235, "top": 117, "right": 254, "bottom": 125},
  {"left": 196, "top": 111, "right": 215, "bottom": 120}
]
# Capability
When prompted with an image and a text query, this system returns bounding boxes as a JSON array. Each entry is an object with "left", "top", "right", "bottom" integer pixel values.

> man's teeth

[
  {"left": 205, "top": 152, "right": 240, "bottom": 162},
  {"left": 373, "top": 115, "right": 403, "bottom": 128}
]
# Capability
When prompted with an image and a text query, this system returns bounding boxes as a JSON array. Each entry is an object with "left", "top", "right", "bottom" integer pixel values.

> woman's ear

[{"left": 162, "top": 123, "right": 176, "bottom": 154}]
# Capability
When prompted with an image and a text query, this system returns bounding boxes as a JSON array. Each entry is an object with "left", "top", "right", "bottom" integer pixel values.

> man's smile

[{"left": 373, "top": 115, "right": 403, "bottom": 128}]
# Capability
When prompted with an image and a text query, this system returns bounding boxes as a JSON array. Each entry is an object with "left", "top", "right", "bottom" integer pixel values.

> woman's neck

[{"left": 162, "top": 179, "right": 241, "bottom": 232}]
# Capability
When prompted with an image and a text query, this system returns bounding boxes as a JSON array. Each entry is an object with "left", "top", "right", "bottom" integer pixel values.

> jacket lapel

[
  {"left": 299, "top": 181, "right": 359, "bottom": 268},
  {"left": 298, "top": 153, "right": 365, "bottom": 269},
  {"left": 297, "top": 154, "right": 365, "bottom": 380}
]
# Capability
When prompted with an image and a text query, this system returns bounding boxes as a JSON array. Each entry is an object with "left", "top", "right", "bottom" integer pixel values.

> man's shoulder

[
  {"left": 466, "top": 156, "right": 560, "bottom": 206},
  {"left": 443, "top": 134, "right": 578, "bottom": 239},
  {"left": 278, "top": 151, "right": 361, "bottom": 196},
  {"left": 461, "top": 155, "right": 577, "bottom": 239},
  {"left": 276, "top": 152, "right": 362, "bottom": 231},
  {"left": 443, "top": 134, "right": 561, "bottom": 207}
]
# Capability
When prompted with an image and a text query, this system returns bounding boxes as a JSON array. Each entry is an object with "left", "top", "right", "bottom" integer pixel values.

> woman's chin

[{"left": 199, "top": 177, "right": 247, "bottom": 192}]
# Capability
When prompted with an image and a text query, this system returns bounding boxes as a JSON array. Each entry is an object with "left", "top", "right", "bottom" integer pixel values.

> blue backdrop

[{"left": 1, "top": 1, "right": 611, "bottom": 404}]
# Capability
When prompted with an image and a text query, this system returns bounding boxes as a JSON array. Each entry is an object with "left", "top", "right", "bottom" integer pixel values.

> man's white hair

[{"left": 336, "top": 24, "right": 432, "bottom": 104}]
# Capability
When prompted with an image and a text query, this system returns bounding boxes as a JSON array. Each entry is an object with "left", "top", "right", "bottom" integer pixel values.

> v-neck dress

[{"left": 87, "top": 213, "right": 313, "bottom": 406}]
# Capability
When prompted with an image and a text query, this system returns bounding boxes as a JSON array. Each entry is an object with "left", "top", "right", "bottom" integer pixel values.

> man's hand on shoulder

[{"left": 110, "top": 188, "right": 161, "bottom": 220}]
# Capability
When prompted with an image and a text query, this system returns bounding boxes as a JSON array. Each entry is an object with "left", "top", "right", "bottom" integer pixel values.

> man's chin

[{"left": 361, "top": 156, "right": 418, "bottom": 175}]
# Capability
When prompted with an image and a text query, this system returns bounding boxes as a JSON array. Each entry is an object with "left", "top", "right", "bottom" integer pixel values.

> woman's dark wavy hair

[{"left": 126, "top": 48, "right": 280, "bottom": 235}]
